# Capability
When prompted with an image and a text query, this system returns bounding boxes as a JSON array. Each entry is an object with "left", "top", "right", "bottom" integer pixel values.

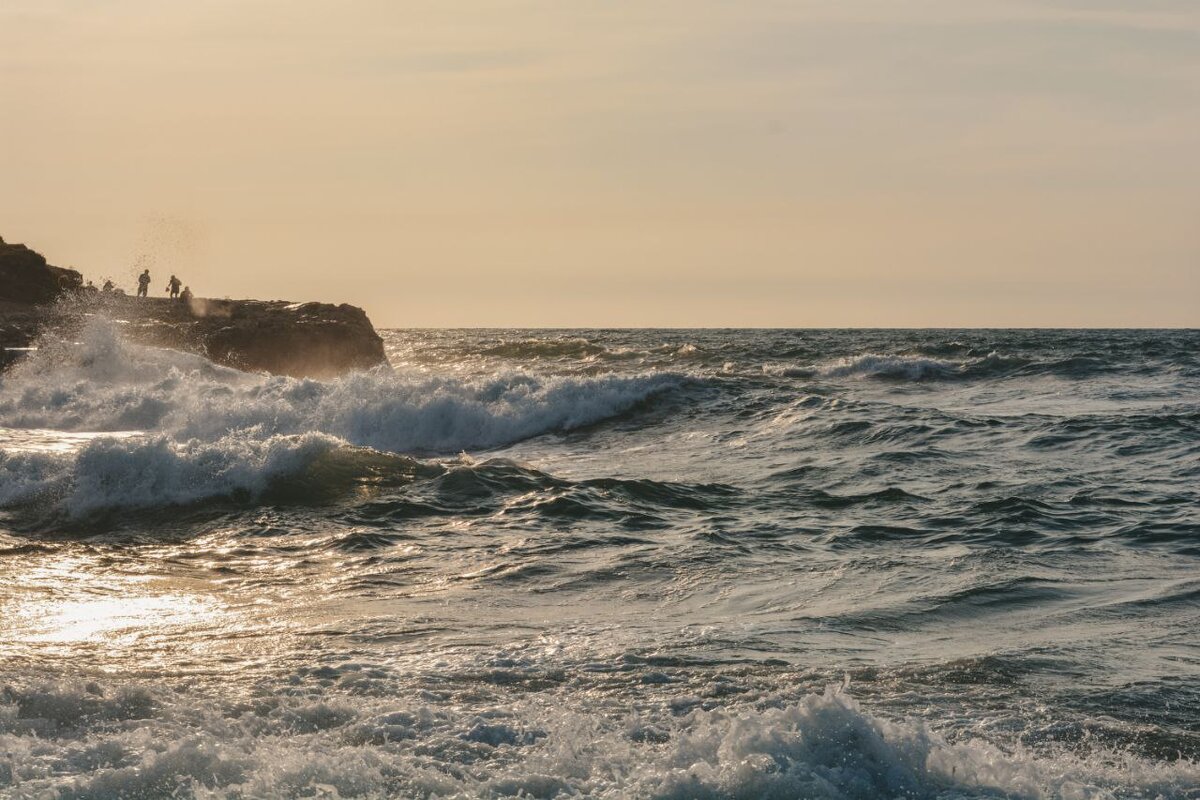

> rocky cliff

[
  {"left": 0, "top": 235, "right": 83, "bottom": 303},
  {"left": 0, "top": 236, "right": 388, "bottom": 378}
]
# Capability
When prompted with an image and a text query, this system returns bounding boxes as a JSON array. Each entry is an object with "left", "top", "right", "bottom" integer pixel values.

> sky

[{"left": 1, "top": 0, "right": 1197, "bottom": 327}]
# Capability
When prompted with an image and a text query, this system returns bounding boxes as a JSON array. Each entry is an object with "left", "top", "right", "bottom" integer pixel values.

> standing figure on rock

[
  {"left": 166, "top": 274, "right": 182, "bottom": 299},
  {"left": 137, "top": 269, "right": 151, "bottom": 297}
]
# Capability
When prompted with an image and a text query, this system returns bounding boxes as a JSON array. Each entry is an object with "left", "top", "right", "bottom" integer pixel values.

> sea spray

[{"left": 0, "top": 317, "right": 692, "bottom": 453}]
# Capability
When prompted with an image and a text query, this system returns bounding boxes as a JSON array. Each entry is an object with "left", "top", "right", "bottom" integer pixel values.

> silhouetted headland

[{"left": 0, "top": 235, "right": 387, "bottom": 378}]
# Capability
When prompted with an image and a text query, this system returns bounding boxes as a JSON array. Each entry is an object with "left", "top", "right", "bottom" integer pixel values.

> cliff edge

[{"left": 0, "top": 236, "right": 388, "bottom": 378}]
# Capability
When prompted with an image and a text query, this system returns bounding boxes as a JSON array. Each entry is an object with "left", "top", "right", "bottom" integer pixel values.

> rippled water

[{"left": 1, "top": 324, "right": 1197, "bottom": 798}]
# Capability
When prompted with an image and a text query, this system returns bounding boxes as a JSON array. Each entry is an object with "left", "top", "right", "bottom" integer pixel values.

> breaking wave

[
  {"left": 820, "top": 354, "right": 966, "bottom": 380},
  {"left": 0, "top": 321, "right": 702, "bottom": 520},
  {"left": 0, "top": 432, "right": 382, "bottom": 518},
  {"left": 0, "top": 320, "right": 690, "bottom": 454},
  {"left": 0, "top": 433, "right": 740, "bottom": 525}
]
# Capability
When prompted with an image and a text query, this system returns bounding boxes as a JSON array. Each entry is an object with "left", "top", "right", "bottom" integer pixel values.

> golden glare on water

[
  {"left": 2, "top": 555, "right": 229, "bottom": 662},
  {"left": 23, "top": 594, "right": 221, "bottom": 644},
  {"left": 0, "top": 428, "right": 140, "bottom": 454}
]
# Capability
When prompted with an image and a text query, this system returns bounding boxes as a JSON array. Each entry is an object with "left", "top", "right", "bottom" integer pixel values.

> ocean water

[{"left": 0, "top": 323, "right": 1197, "bottom": 799}]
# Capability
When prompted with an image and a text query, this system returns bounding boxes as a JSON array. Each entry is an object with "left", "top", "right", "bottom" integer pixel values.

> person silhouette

[
  {"left": 137, "top": 269, "right": 151, "bottom": 297},
  {"left": 166, "top": 274, "right": 182, "bottom": 299}
]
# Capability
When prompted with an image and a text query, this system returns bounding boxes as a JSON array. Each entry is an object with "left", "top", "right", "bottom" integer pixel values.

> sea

[{"left": 0, "top": 323, "right": 1197, "bottom": 799}]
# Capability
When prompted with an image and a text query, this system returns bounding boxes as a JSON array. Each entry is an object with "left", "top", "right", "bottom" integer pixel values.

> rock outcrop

[
  {"left": 0, "top": 235, "right": 83, "bottom": 304},
  {"left": 101, "top": 295, "right": 388, "bottom": 378},
  {"left": 1, "top": 236, "right": 388, "bottom": 378}
]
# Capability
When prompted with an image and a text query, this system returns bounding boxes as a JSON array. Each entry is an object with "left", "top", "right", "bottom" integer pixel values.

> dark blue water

[{"left": 1, "top": 326, "right": 1197, "bottom": 798}]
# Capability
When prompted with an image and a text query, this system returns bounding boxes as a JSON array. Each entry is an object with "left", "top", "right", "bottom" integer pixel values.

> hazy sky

[{"left": 2, "top": 0, "right": 1197, "bottom": 327}]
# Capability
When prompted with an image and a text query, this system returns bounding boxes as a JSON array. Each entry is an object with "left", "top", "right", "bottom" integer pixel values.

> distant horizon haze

[{"left": 2, "top": 0, "right": 1197, "bottom": 327}]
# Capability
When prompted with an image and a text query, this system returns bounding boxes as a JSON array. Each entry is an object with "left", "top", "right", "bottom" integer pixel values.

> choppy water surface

[{"left": 0, "top": 325, "right": 1197, "bottom": 798}]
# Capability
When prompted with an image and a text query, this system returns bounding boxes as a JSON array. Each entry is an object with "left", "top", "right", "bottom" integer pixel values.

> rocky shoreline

[{"left": 1, "top": 235, "right": 388, "bottom": 378}]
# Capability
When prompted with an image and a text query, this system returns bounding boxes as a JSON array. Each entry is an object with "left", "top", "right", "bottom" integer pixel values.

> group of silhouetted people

[
  {"left": 130, "top": 269, "right": 192, "bottom": 302},
  {"left": 77, "top": 269, "right": 195, "bottom": 302}
]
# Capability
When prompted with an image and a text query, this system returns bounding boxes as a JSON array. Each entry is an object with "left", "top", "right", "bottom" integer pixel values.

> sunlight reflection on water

[
  {"left": 22, "top": 594, "right": 221, "bottom": 643},
  {"left": 3, "top": 552, "right": 229, "bottom": 662},
  {"left": 0, "top": 427, "right": 139, "bottom": 453}
]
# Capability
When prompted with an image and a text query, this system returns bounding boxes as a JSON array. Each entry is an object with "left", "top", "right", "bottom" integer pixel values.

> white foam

[
  {"left": 820, "top": 354, "right": 961, "bottom": 380},
  {"left": 0, "top": 319, "right": 687, "bottom": 516},
  {"left": 0, "top": 678, "right": 1194, "bottom": 799},
  {"left": 0, "top": 319, "right": 684, "bottom": 454},
  {"left": 0, "top": 450, "right": 67, "bottom": 508}
]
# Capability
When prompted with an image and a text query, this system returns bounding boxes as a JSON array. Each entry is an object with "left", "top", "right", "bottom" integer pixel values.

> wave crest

[
  {"left": 0, "top": 432, "right": 355, "bottom": 518},
  {"left": 820, "top": 354, "right": 963, "bottom": 380},
  {"left": 0, "top": 319, "right": 689, "bottom": 455}
]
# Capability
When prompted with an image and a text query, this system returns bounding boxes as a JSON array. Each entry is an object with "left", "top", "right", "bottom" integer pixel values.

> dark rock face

[
  {"left": 0, "top": 236, "right": 388, "bottom": 378},
  {"left": 200, "top": 300, "right": 385, "bottom": 377},
  {"left": 0, "top": 235, "right": 83, "bottom": 305},
  {"left": 126, "top": 297, "right": 388, "bottom": 378}
]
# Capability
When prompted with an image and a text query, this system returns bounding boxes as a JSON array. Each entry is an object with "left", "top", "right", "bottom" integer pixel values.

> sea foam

[
  {"left": 0, "top": 319, "right": 686, "bottom": 454},
  {"left": 0, "top": 319, "right": 690, "bottom": 517},
  {"left": 1, "top": 676, "right": 1195, "bottom": 799}
]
